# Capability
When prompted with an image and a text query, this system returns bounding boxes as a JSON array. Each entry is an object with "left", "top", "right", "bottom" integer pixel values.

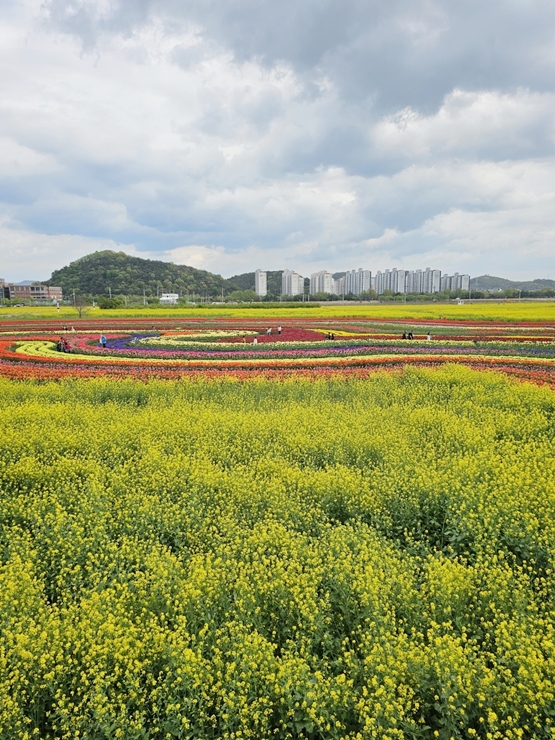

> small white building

[{"left": 160, "top": 293, "right": 179, "bottom": 305}]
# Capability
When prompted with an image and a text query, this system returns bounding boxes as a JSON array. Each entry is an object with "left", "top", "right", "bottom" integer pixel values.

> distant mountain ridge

[{"left": 471, "top": 275, "right": 555, "bottom": 291}]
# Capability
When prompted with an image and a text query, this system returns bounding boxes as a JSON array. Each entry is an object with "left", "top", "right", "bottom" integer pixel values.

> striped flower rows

[{"left": 1, "top": 317, "right": 555, "bottom": 386}]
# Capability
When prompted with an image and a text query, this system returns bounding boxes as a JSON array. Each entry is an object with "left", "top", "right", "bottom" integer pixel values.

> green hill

[
  {"left": 471, "top": 275, "right": 555, "bottom": 292},
  {"left": 46, "top": 250, "right": 228, "bottom": 298}
]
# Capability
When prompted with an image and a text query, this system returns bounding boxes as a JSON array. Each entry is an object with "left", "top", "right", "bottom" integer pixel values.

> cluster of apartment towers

[{"left": 254, "top": 268, "right": 471, "bottom": 298}]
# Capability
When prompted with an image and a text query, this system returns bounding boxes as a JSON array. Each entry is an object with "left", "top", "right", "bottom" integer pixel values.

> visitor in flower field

[
  {"left": 402, "top": 332, "right": 407, "bottom": 339},
  {"left": 253, "top": 337, "right": 258, "bottom": 345},
  {"left": 427, "top": 332, "right": 432, "bottom": 341},
  {"left": 408, "top": 331, "right": 414, "bottom": 340},
  {"left": 267, "top": 327, "right": 272, "bottom": 335},
  {"left": 100, "top": 334, "right": 107, "bottom": 348},
  {"left": 278, "top": 326, "right": 282, "bottom": 335}
]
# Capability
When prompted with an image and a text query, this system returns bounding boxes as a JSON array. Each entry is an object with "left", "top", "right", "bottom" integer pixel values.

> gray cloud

[
  {"left": 44, "top": 0, "right": 555, "bottom": 110},
  {"left": 0, "top": 0, "right": 554, "bottom": 281}
]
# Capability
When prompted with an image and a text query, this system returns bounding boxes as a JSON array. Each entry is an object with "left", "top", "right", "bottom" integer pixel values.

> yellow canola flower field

[
  {"left": 1, "top": 366, "right": 555, "bottom": 739},
  {"left": 4, "top": 300, "right": 555, "bottom": 321}
]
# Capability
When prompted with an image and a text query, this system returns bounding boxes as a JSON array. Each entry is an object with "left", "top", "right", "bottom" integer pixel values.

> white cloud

[
  {"left": 0, "top": 0, "right": 555, "bottom": 281},
  {"left": 0, "top": 219, "right": 133, "bottom": 281}
]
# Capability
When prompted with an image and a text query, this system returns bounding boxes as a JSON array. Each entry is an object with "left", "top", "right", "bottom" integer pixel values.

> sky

[{"left": 1, "top": 0, "right": 555, "bottom": 281}]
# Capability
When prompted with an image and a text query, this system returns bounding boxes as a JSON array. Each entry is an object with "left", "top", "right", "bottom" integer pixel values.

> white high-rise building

[
  {"left": 310, "top": 271, "right": 334, "bottom": 295},
  {"left": 333, "top": 276, "right": 346, "bottom": 296},
  {"left": 422, "top": 268, "right": 442, "bottom": 294},
  {"left": 374, "top": 267, "right": 468, "bottom": 295},
  {"left": 375, "top": 269, "right": 405, "bottom": 295},
  {"left": 254, "top": 269, "right": 267, "bottom": 297},
  {"left": 281, "top": 269, "right": 304, "bottom": 297},
  {"left": 442, "top": 273, "right": 470, "bottom": 292},
  {"left": 406, "top": 270, "right": 422, "bottom": 294},
  {"left": 453, "top": 273, "right": 470, "bottom": 291},
  {"left": 345, "top": 269, "right": 372, "bottom": 296},
  {"left": 391, "top": 269, "right": 407, "bottom": 294}
]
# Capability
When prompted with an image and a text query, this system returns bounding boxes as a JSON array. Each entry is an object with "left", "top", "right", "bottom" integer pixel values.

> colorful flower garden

[
  {"left": 2, "top": 311, "right": 555, "bottom": 738},
  {"left": 1, "top": 315, "right": 555, "bottom": 385}
]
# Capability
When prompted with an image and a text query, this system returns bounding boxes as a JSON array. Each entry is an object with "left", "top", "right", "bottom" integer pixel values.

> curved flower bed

[{"left": 1, "top": 317, "right": 555, "bottom": 386}]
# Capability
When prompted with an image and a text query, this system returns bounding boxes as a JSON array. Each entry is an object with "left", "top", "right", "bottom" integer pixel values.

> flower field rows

[
  {"left": 1, "top": 316, "right": 555, "bottom": 386},
  {"left": 1, "top": 367, "right": 555, "bottom": 738},
  {"left": 2, "top": 313, "right": 555, "bottom": 738}
]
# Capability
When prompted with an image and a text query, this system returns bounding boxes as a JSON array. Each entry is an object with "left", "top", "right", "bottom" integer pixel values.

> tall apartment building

[
  {"left": 442, "top": 273, "right": 470, "bottom": 292},
  {"left": 406, "top": 270, "right": 422, "bottom": 293},
  {"left": 281, "top": 269, "right": 304, "bottom": 297},
  {"left": 391, "top": 269, "right": 407, "bottom": 294},
  {"left": 372, "top": 267, "right": 470, "bottom": 295},
  {"left": 344, "top": 269, "right": 372, "bottom": 296},
  {"left": 310, "top": 271, "right": 334, "bottom": 295},
  {"left": 254, "top": 269, "right": 267, "bottom": 297},
  {"left": 333, "top": 276, "right": 346, "bottom": 296},
  {"left": 421, "top": 268, "right": 442, "bottom": 294},
  {"left": 375, "top": 268, "right": 406, "bottom": 295}
]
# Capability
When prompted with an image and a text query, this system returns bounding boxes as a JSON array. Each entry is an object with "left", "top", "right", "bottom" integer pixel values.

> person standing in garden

[
  {"left": 278, "top": 326, "right": 282, "bottom": 335},
  {"left": 100, "top": 334, "right": 107, "bottom": 348}
]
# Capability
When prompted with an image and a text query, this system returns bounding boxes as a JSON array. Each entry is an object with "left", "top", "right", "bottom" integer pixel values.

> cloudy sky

[{"left": 1, "top": 0, "right": 555, "bottom": 281}]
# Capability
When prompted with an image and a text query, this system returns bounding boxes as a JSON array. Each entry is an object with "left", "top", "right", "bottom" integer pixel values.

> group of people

[
  {"left": 401, "top": 331, "right": 432, "bottom": 340},
  {"left": 325, "top": 332, "right": 335, "bottom": 340},
  {"left": 56, "top": 337, "right": 72, "bottom": 352},
  {"left": 239, "top": 327, "right": 282, "bottom": 345}
]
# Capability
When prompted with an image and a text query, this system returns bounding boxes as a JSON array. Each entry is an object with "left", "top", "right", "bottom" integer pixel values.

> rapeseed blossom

[{"left": 1, "top": 366, "right": 555, "bottom": 737}]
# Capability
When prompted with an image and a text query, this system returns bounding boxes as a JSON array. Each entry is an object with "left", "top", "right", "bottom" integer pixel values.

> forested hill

[
  {"left": 46, "top": 250, "right": 228, "bottom": 297},
  {"left": 471, "top": 275, "right": 555, "bottom": 291}
]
